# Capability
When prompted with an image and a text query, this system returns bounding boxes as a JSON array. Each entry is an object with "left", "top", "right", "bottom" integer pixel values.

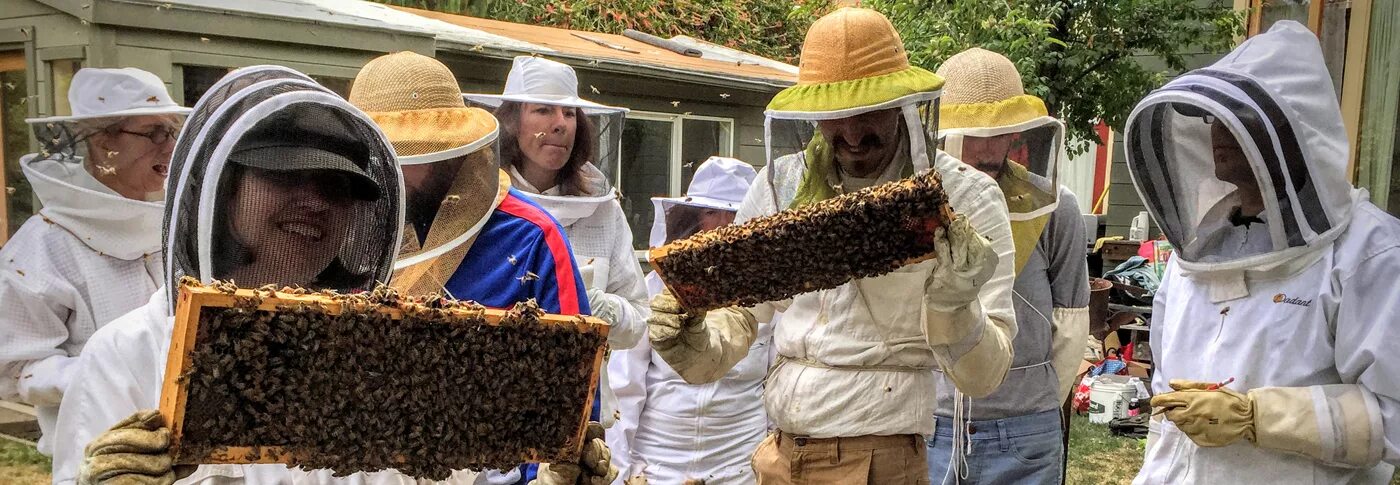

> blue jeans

[{"left": 926, "top": 409, "right": 1064, "bottom": 485}]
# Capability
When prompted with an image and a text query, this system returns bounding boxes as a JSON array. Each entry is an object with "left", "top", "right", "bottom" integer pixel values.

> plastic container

[
  {"left": 1129, "top": 211, "right": 1150, "bottom": 241},
  {"left": 1089, "top": 375, "right": 1136, "bottom": 424}
]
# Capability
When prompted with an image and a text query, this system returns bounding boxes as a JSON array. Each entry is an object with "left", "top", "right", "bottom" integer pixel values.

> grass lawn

[
  {"left": 0, "top": 439, "right": 50, "bottom": 485},
  {"left": 1066, "top": 413, "right": 1146, "bottom": 484}
]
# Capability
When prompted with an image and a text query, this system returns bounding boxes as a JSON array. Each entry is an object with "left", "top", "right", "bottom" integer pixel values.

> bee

[
  {"left": 95, "top": 164, "right": 117, "bottom": 176},
  {"left": 534, "top": 132, "right": 546, "bottom": 139},
  {"left": 670, "top": 101, "right": 680, "bottom": 107},
  {"left": 589, "top": 85, "right": 600, "bottom": 94},
  {"left": 444, "top": 194, "right": 460, "bottom": 204},
  {"left": 507, "top": 254, "right": 518, "bottom": 266}
]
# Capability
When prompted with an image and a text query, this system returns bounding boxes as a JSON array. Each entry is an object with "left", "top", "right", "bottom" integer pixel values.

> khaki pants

[{"left": 752, "top": 429, "right": 931, "bottom": 485}]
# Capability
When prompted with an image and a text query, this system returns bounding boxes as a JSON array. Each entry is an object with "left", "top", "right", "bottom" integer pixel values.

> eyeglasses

[{"left": 117, "top": 126, "right": 178, "bottom": 145}]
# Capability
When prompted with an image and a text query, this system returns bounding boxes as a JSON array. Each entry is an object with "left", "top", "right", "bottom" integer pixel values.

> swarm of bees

[
  {"left": 651, "top": 169, "right": 953, "bottom": 312},
  {"left": 176, "top": 282, "right": 607, "bottom": 479}
]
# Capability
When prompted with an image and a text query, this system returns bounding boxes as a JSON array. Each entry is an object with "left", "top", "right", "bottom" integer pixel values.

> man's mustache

[{"left": 832, "top": 134, "right": 884, "bottom": 151}]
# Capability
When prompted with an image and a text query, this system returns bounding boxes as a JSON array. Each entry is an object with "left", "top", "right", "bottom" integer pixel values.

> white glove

[
  {"left": 587, "top": 288, "right": 622, "bottom": 327},
  {"left": 925, "top": 215, "right": 999, "bottom": 312}
]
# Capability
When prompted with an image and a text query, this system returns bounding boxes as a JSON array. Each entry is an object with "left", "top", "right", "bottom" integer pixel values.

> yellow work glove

[
  {"left": 1150, "top": 379, "right": 1256, "bottom": 448},
  {"left": 530, "top": 422, "right": 619, "bottom": 485},
  {"left": 646, "top": 291, "right": 705, "bottom": 351},
  {"left": 78, "top": 410, "right": 178, "bottom": 485}
]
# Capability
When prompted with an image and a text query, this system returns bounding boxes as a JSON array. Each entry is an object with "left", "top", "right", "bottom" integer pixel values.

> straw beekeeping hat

[
  {"left": 350, "top": 51, "right": 498, "bottom": 165},
  {"left": 936, "top": 47, "right": 1048, "bottom": 130},
  {"left": 766, "top": 7, "right": 944, "bottom": 115}
]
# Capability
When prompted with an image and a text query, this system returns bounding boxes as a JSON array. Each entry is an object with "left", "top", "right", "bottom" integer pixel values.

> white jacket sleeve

[
  {"left": 1048, "top": 189, "right": 1091, "bottom": 401},
  {"left": 596, "top": 208, "right": 650, "bottom": 351},
  {"left": 0, "top": 253, "right": 82, "bottom": 407},
  {"left": 51, "top": 313, "right": 160, "bottom": 485},
  {"left": 1323, "top": 245, "right": 1400, "bottom": 467},
  {"left": 605, "top": 336, "right": 652, "bottom": 484},
  {"left": 925, "top": 159, "right": 1017, "bottom": 399}
]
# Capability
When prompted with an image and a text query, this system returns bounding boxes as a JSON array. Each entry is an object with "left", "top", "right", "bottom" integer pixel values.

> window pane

[
  {"left": 51, "top": 60, "right": 80, "bottom": 117},
  {"left": 1258, "top": 0, "right": 1311, "bottom": 33},
  {"left": 2, "top": 64, "right": 31, "bottom": 242},
  {"left": 181, "top": 65, "right": 230, "bottom": 106},
  {"left": 620, "top": 118, "right": 674, "bottom": 250},
  {"left": 681, "top": 118, "right": 731, "bottom": 190}
]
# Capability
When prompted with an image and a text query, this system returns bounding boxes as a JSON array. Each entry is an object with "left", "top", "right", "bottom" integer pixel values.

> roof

[
  {"left": 58, "top": 0, "right": 798, "bottom": 90},
  {"left": 398, "top": 7, "right": 798, "bottom": 87}
]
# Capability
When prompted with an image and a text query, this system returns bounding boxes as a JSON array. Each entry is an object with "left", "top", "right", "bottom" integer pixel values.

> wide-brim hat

[
  {"left": 350, "top": 51, "right": 499, "bottom": 165},
  {"left": 766, "top": 7, "right": 943, "bottom": 117},
  {"left": 27, "top": 67, "right": 190, "bottom": 125},
  {"left": 937, "top": 47, "right": 1055, "bottom": 133},
  {"left": 465, "top": 56, "right": 628, "bottom": 116}
]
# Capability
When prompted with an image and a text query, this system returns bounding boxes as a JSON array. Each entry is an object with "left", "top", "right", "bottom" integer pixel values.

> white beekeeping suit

[
  {"left": 0, "top": 68, "right": 187, "bottom": 455},
  {"left": 607, "top": 157, "right": 772, "bottom": 485},
  {"left": 1127, "top": 21, "right": 1400, "bottom": 484},
  {"left": 49, "top": 65, "right": 484, "bottom": 485}
]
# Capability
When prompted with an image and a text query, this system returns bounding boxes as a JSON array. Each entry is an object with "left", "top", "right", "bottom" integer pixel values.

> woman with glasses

[{"left": 0, "top": 67, "right": 188, "bottom": 455}]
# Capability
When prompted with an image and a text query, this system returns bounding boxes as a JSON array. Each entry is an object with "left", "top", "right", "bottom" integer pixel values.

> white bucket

[{"left": 1089, "top": 375, "right": 1136, "bottom": 424}]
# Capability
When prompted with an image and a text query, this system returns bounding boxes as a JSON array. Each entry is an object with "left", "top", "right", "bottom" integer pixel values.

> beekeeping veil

[
  {"left": 350, "top": 52, "right": 504, "bottom": 297},
  {"left": 466, "top": 56, "right": 626, "bottom": 224},
  {"left": 1124, "top": 21, "right": 1361, "bottom": 286},
  {"left": 764, "top": 7, "right": 943, "bottom": 211},
  {"left": 648, "top": 156, "right": 756, "bottom": 247},
  {"left": 163, "top": 66, "right": 403, "bottom": 308},
  {"left": 937, "top": 48, "right": 1064, "bottom": 274}
]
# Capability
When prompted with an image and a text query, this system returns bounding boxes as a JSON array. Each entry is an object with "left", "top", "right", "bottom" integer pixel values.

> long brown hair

[{"left": 495, "top": 101, "right": 597, "bottom": 196}]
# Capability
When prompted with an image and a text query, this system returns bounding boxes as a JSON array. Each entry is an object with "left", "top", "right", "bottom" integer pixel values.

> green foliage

[
  {"left": 372, "top": 0, "right": 832, "bottom": 64},
  {"left": 867, "top": 0, "right": 1245, "bottom": 150},
  {"left": 373, "top": 0, "right": 492, "bottom": 17}
]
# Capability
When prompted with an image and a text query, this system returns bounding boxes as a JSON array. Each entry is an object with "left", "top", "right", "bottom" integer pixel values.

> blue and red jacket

[
  {"left": 438, "top": 188, "right": 596, "bottom": 483},
  {"left": 444, "top": 188, "right": 591, "bottom": 316}
]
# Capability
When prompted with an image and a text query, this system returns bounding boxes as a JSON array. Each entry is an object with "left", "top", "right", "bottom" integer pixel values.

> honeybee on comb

[
  {"left": 649, "top": 169, "right": 954, "bottom": 312},
  {"left": 166, "top": 280, "right": 609, "bottom": 479}
]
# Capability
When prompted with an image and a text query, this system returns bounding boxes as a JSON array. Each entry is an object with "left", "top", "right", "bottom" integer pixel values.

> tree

[
  {"left": 866, "top": 0, "right": 1244, "bottom": 149},
  {"left": 371, "top": 0, "right": 832, "bottom": 64}
]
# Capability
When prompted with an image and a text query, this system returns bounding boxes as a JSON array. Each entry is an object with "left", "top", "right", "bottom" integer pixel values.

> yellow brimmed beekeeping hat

[
  {"left": 936, "top": 47, "right": 1048, "bottom": 131},
  {"left": 767, "top": 7, "right": 944, "bottom": 115},
  {"left": 350, "top": 51, "right": 498, "bottom": 165}
]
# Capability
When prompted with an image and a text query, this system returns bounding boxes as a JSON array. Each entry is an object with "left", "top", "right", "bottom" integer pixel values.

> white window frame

[{"left": 622, "top": 111, "right": 735, "bottom": 259}]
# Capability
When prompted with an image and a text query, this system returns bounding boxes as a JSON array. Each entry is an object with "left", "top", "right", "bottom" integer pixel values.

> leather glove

[
  {"left": 1150, "top": 379, "right": 1255, "bottom": 448},
  {"left": 646, "top": 291, "right": 705, "bottom": 351},
  {"left": 925, "top": 215, "right": 998, "bottom": 312},
  {"left": 78, "top": 410, "right": 180, "bottom": 485},
  {"left": 530, "top": 422, "right": 619, "bottom": 485},
  {"left": 587, "top": 288, "right": 622, "bottom": 328}
]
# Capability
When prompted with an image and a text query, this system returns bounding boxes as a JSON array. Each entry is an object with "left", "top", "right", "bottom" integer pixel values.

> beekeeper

[
  {"left": 646, "top": 8, "right": 1017, "bottom": 484},
  {"left": 928, "top": 48, "right": 1089, "bottom": 484},
  {"left": 467, "top": 56, "right": 647, "bottom": 440},
  {"left": 1125, "top": 21, "right": 1400, "bottom": 484},
  {"left": 0, "top": 67, "right": 188, "bottom": 455},
  {"left": 349, "top": 51, "right": 588, "bottom": 315},
  {"left": 607, "top": 156, "right": 770, "bottom": 485},
  {"left": 49, "top": 66, "right": 616, "bottom": 485},
  {"left": 468, "top": 57, "right": 646, "bottom": 351}
]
